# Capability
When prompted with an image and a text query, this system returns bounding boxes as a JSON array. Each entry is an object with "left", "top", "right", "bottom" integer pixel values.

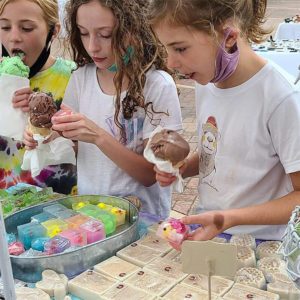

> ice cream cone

[{"left": 28, "top": 119, "right": 51, "bottom": 137}]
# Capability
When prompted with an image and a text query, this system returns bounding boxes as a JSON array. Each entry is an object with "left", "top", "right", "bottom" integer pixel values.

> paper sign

[{"left": 182, "top": 240, "right": 237, "bottom": 278}]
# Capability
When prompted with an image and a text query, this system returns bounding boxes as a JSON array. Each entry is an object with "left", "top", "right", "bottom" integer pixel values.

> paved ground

[{"left": 171, "top": 0, "right": 300, "bottom": 216}]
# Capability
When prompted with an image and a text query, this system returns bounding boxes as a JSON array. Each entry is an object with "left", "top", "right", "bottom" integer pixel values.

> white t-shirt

[
  {"left": 63, "top": 64, "right": 182, "bottom": 218},
  {"left": 195, "top": 62, "right": 300, "bottom": 240}
]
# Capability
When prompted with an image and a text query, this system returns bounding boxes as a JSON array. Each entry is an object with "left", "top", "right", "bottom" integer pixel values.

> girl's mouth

[{"left": 11, "top": 49, "right": 25, "bottom": 59}]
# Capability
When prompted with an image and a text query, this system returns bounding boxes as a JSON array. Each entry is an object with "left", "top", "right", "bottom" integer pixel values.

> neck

[{"left": 215, "top": 42, "right": 267, "bottom": 89}]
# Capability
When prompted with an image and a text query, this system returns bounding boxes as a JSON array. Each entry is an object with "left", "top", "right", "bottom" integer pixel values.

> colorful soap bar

[
  {"left": 44, "top": 236, "right": 71, "bottom": 254},
  {"left": 41, "top": 219, "right": 69, "bottom": 238},
  {"left": 59, "top": 229, "right": 87, "bottom": 247},
  {"left": 78, "top": 205, "right": 116, "bottom": 235},
  {"left": 31, "top": 237, "right": 51, "bottom": 252},
  {"left": 17, "top": 222, "right": 47, "bottom": 249},
  {"left": 31, "top": 212, "right": 54, "bottom": 223},
  {"left": 80, "top": 219, "right": 106, "bottom": 244},
  {"left": 8, "top": 241, "right": 25, "bottom": 256},
  {"left": 65, "top": 214, "right": 90, "bottom": 229},
  {"left": 71, "top": 199, "right": 90, "bottom": 211},
  {"left": 43, "top": 203, "right": 68, "bottom": 215},
  {"left": 51, "top": 209, "right": 78, "bottom": 220},
  {"left": 6, "top": 232, "right": 16, "bottom": 245},
  {"left": 156, "top": 218, "right": 189, "bottom": 246},
  {"left": 97, "top": 203, "right": 126, "bottom": 226}
]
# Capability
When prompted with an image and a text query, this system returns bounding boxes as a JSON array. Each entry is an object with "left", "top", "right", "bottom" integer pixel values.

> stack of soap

[
  {"left": 256, "top": 241, "right": 282, "bottom": 259},
  {"left": 234, "top": 267, "right": 266, "bottom": 289},
  {"left": 101, "top": 283, "right": 156, "bottom": 300},
  {"left": 94, "top": 256, "right": 140, "bottom": 281},
  {"left": 144, "top": 257, "right": 188, "bottom": 282},
  {"left": 80, "top": 219, "right": 106, "bottom": 244},
  {"left": 124, "top": 269, "right": 177, "bottom": 297},
  {"left": 181, "top": 274, "right": 234, "bottom": 297},
  {"left": 230, "top": 234, "right": 256, "bottom": 250},
  {"left": 15, "top": 287, "right": 50, "bottom": 300},
  {"left": 71, "top": 199, "right": 90, "bottom": 211},
  {"left": 41, "top": 219, "right": 68, "bottom": 237},
  {"left": 223, "top": 283, "right": 279, "bottom": 300},
  {"left": 163, "top": 249, "right": 182, "bottom": 264},
  {"left": 65, "top": 214, "right": 90, "bottom": 229},
  {"left": 59, "top": 229, "right": 87, "bottom": 247},
  {"left": 257, "top": 257, "right": 287, "bottom": 282},
  {"left": 137, "top": 232, "right": 172, "bottom": 256},
  {"left": 31, "top": 212, "right": 54, "bottom": 223},
  {"left": 236, "top": 246, "right": 256, "bottom": 269},
  {"left": 117, "top": 242, "right": 161, "bottom": 267},
  {"left": 44, "top": 236, "right": 71, "bottom": 254},
  {"left": 68, "top": 270, "right": 117, "bottom": 300}
]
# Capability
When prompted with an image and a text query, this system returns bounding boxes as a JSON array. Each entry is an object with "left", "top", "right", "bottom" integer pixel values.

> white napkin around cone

[{"left": 143, "top": 126, "right": 184, "bottom": 193}]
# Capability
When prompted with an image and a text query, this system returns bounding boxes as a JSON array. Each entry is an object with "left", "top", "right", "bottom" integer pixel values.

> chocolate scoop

[
  {"left": 150, "top": 129, "right": 190, "bottom": 166},
  {"left": 29, "top": 92, "right": 57, "bottom": 128}
]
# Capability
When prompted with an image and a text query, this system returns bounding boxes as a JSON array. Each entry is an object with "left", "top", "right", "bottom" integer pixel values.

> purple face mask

[{"left": 210, "top": 28, "right": 240, "bottom": 83}]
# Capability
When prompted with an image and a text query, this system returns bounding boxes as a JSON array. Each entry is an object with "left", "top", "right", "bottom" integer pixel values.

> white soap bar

[
  {"left": 116, "top": 242, "right": 161, "bottom": 267},
  {"left": 137, "top": 232, "right": 172, "bottom": 255},
  {"left": 68, "top": 270, "right": 117, "bottom": 300},
  {"left": 144, "top": 257, "right": 188, "bottom": 282},
  {"left": 94, "top": 255, "right": 141, "bottom": 281},
  {"left": 223, "top": 283, "right": 279, "bottom": 300},
  {"left": 230, "top": 234, "right": 256, "bottom": 250},
  {"left": 211, "top": 237, "right": 227, "bottom": 243},
  {"left": 35, "top": 269, "right": 68, "bottom": 297},
  {"left": 124, "top": 269, "right": 177, "bottom": 296},
  {"left": 163, "top": 284, "right": 220, "bottom": 300},
  {"left": 237, "top": 246, "right": 256, "bottom": 269},
  {"left": 235, "top": 267, "right": 266, "bottom": 289},
  {"left": 267, "top": 272, "right": 300, "bottom": 300},
  {"left": 256, "top": 241, "right": 282, "bottom": 259},
  {"left": 257, "top": 257, "right": 287, "bottom": 282},
  {"left": 15, "top": 287, "right": 50, "bottom": 300},
  {"left": 54, "top": 282, "right": 67, "bottom": 300},
  {"left": 181, "top": 274, "right": 234, "bottom": 296},
  {"left": 163, "top": 249, "right": 182, "bottom": 264},
  {"left": 101, "top": 283, "right": 156, "bottom": 300}
]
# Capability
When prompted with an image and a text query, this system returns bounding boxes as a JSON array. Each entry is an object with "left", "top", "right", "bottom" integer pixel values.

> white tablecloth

[
  {"left": 256, "top": 50, "right": 300, "bottom": 80},
  {"left": 275, "top": 22, "right": 300, "bottom": 40}
]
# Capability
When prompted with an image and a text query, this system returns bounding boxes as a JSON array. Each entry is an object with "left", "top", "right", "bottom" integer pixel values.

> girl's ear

[
  {"left": 224, "top": 28, "right": 239, "bottom": 50},
  {"left": 51, "top": 23, "right": 61, "bottom": 40}
]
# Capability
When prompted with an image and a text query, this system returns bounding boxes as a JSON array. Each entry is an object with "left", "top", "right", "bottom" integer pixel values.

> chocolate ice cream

[
  {"left": 29, "top": 92, "right": 57, "bottom": 128},
  {"left": 150, "top": 129, "right": 190, "bottom": 166}
]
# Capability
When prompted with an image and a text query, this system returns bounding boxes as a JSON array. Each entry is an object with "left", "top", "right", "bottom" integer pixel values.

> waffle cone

[{"left": 28, "top": 119, "right": 51, "bottom": 137}]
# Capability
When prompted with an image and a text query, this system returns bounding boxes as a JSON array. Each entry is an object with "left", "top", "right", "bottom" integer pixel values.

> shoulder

[
  {"left": 53, "top": 57, "right": 77, "bottom": 75},
  {"left": 70, "top": 63, "right": 96, "bottom": 79},
  {"left": 145, "top": 68, "right": 176, "bottom": 89}
]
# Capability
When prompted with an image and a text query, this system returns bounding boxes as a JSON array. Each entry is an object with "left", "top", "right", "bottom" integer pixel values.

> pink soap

[
  {"left": 59, "top": 229, "right": 87, "bottom": 247},
  {"left": 156, "top": 218, "right": 189, "bottom": 246},
  {"left": 80, "top": 219, "right": 106, "bottom": 244},
  {"left": 8, "top": 241, "right": 25, "bottom": 256},
  {"left": 65, "top": 214, "right": 90, "bottom": 229}
]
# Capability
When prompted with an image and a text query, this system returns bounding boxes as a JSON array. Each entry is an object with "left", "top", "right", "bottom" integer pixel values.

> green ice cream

[{"left": 0, "top": 56, "right": 30, "bottom": 78}]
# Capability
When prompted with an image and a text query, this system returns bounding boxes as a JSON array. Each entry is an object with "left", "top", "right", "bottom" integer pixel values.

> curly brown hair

[
  {"left": 65, "top": 0, "right": 173, "bottom": 143},
  {"left": 148, "top": 0, "right": 271, "bottom": 44}
]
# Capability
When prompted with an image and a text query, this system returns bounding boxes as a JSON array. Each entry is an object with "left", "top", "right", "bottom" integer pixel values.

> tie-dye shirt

[{"left": 0, "top": 58, "right": 77, "bottom": 195}]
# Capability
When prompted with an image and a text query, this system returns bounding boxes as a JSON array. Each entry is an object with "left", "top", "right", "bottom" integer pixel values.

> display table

[
  {"left": 275, "top": 22, "right": 300, "bottom": 40},
  {"left": 252, "top": 40, "right": 300, "bottom": 79}
]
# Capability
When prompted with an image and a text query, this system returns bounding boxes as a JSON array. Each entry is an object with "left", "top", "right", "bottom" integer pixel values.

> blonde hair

[
  {"left": 0, "top": 0, "right": 59, "bottom": 28},
  {"left": 148, "top": 0, "right": 270, "bottom": 43}
]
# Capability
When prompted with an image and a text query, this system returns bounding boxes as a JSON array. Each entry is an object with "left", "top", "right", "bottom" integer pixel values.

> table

[{"left": 275, "top": 22, "right": 300, "bottom": 40}]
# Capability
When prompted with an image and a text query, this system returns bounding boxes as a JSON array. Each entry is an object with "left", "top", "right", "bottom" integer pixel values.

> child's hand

[
  {"left": 154, "top": 159, "right": 188, "bottom": 187},
  {"left": 181, "top": 212, "right": 226, "bottom": 241},
  {"left": 12, "top": 87, "right": 32, "bottom": 112},
  {"left": 23, "top": 128, "right": 37, "bottom": 150}
]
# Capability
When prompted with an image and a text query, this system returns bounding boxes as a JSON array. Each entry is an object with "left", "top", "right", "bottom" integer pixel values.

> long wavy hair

[
  {"left": 65, "top": 0, "right": 173, "bottom": 143},
  {"left": 148, "top": 0, "right": 271, "bottom": 44}
]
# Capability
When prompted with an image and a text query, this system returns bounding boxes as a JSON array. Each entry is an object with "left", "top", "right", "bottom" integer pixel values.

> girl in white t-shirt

[
  {"left": 150, "top": 0, "right": 300, "bottom": 240},
  {"left": 39, "top": 0, "right": 181, "bottom": 218}
]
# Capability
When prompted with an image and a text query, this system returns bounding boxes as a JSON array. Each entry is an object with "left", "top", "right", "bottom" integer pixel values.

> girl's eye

[
  {"left": 0, "top": 27, "right": 11, "bottom": 31},
  {"left": 22, "top": 28, "right": 33, "bottom": 32},
  {"left": 79, "top": 32, "right": 89, "bottom": 37},
  {"left": 101, "top": 34, "right": 111, "bottom": 39},
  {"left": 175, "top": 47, "right": 186, "bottom": 53}
]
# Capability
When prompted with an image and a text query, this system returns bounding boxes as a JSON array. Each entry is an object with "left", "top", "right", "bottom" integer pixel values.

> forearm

[
  {"left": 224, "top": 191, "right": 300, "bottom": 229},
  {"left": 182, "top": 153, "right": 199, "bottom": 178},
  {"left": 95, "top": 130, "right": 156, "bottom": 187}
]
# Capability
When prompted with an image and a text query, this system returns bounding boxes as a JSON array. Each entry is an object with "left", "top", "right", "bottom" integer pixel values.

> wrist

[
  {"left": 95, "top": 128, "right": 106, "bottom": 147},
  {"left": 223, "top": 209, "right": 240, "bottom": 230}
]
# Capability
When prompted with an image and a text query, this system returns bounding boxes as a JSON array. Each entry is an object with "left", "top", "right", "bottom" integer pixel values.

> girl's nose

[
  {"left": 10, "top": 27, "right": 22, "bottom": 42},
  {"left": 88, "top": 35, "right": 101, "bottom": 53},
  {"left": 167, "top": 54, "right": 180, "bottom": 70}
]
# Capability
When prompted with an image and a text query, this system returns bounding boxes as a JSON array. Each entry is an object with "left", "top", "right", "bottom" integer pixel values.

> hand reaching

[{"left": 12, "top": 87, "right": 32, "bottom": 112}]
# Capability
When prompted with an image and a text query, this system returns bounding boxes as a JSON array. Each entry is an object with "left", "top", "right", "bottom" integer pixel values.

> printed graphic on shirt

[
  {"left": 199, "top": 116, "right": 219, "bottom": 191},
  {"left": 105, "top": 107, "right": 146, "bottom": 154}
]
